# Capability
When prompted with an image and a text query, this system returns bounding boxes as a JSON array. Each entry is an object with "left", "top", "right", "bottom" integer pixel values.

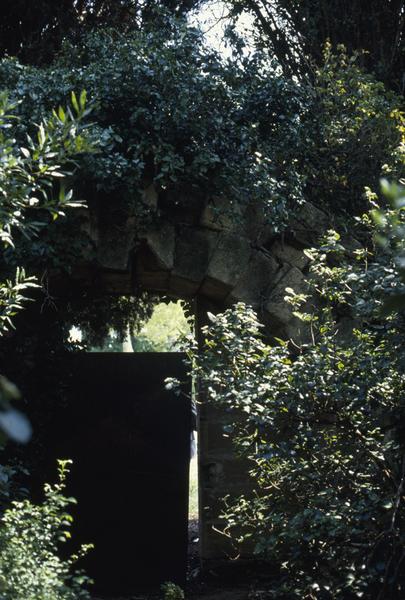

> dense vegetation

[
  {"left": 193, "top": 186, "right": 405, "bottom": 598},
  {"left": 0, "top": 13, "right": 401, "bottom": 329},
  {"left": 0, "top": 91, "right": 95, "bottom": 595},
  {"left": 0, "top": 460, "right": 92, "bottom": 600},
  {"left": 0, "top": 89, "right": 94, "bottom": 440},
  {"left": 0, "top": 0, "right": 204, "bottom": 65},
  {"left": 223, "top": 0, "right": 404, "bottom": 90},
  {"left": 0, "top": 0, "right": 403, "bottom": 597}
]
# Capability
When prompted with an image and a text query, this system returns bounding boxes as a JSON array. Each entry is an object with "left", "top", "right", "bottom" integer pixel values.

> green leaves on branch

[
  {"left": 0, "top": 460, "right": 92, "bottom": 600},
  {"left": 371, "top": 180, "right": 405, "bottom": 312},
  {"left": 0, "top": 23, "right": 310, "bottom": 230},
  {"left": 192, "top": 215, "right": 405, "bottom": 597},
  {"left": 0, "top": 90, "right": 94, "bottom": 442},
  {"left": 0, "top": 267, "right": 37, "bottom": 335},
  {"left": 0, "top": 90, "right": 94, "bottom": 246}
]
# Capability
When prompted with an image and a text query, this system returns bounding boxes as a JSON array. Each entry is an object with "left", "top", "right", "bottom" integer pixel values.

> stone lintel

[
  {"left": 98, "top": 270, "right": 133, "bottom": 295},
  {"left": 169, "top": 274, "right": 200, "bottom": 297},
  {"left": 136, "top": 269, "right": 171, "bottom": 293}
]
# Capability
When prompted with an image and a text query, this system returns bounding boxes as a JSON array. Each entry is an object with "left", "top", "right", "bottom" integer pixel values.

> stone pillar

[{"left": 195, "top": 298, "right": 251, "bottom": 565}]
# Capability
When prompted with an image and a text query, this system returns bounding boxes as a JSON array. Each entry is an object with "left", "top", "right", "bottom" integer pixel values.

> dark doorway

[{"left": 55, "top": 352, "right": 191, "bottom": 596}]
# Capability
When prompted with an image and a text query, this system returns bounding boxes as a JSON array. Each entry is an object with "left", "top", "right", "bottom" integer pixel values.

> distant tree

[
  {"left": 0, "top": 0, "right": 204, "bottom": 65},
  {"left": 226, "top": 0, "right": 405, "bottom": 90}
]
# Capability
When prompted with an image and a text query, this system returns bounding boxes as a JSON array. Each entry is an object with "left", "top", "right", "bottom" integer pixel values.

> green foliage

[
  {"left": 0, "top": 21, "right": 308, "bottom": 233},
  {"left": 0, "top": 268, "right": 36, "bottom": 337},
  {"left": 0, "top": 92, "right": 94, "bottom": 443},
  {"left": 225, "top": 0, "right": 404, "bottom": 89},
  {"left": 0, "top": 89, "right": 93, "bottom": 334},
  {"left": 67, "top": 293, "right": 155, "bottom": 349},
  {"left": 161, "top": 581, "right": 185, "bottom": 600},
  {"left": 0, "top": 90, "right": 93, "bottom": 250},
  {"left": 2, "top": 20, "right": 399, "bottom": 248},
  {"left": 0, "top": 16, "right": 400, "bottom": 297},
  {"left": 87, "top": 300, "right": 192, "bottom": 352},
  {"left": 192, "top": 214, "right": 405, "bottom": 597},
  {"left": 132, "top": 300, "right": 192, "bottom": 352},
  {"left": 0, "top": 0, "right": 204, "bottom": 65},
  {"left": 372, "top": 180, "right": 405, "bottom": 311},
  {"left": 0, "top": 460, "right": 92, "bottom": 600},
  {"left": 302, "top": 46, "right": 403, "bottom": 217}
]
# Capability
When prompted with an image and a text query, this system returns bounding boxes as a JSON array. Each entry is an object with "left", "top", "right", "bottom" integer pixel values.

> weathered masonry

[{"left": 64, "top": 186, "right": 331, "bottom": 564}]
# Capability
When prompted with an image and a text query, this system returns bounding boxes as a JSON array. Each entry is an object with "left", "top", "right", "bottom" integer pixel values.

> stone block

[
  {"left": 264, "top": 266, "right": 305, "bottom": 328},
  {"left": 289, "top": 201, "right": 330, "bottom": 245},
  {"left": 162, "top": 185, "right": 207, "bottom": 225},
  {"left": 226, "top": 251, "right": 279, "bottom": 308},
  {"left": 173, "top": 227, "right": 219, "bottom": 283},
  {"left": 141, "top": 183, "right": 158, "bottom": 210},
  {"left": 144, "top": 222, "right": 175, "bottom": 270},
  {"left": 242, "top": 200, "right": 274, "bottom": 244},
  {"left": 97, "top": 230, "right": 135, "bottom": 270},
  {"left": 206, "top": 233, "right": 251, "bottom": 289},
  {"left": 200, "top": 196, "right": 243, "bottom": 232},
  {"left": 133, "top": 242, "right": 171, "bottom": 292},
  {"left": 270, "top": 240, "right": 310, "bottom": 270}
]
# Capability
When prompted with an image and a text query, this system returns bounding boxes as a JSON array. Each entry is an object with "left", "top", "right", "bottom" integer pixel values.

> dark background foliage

[
  {"left": 226, "top": 0, "right": 405, "bottom": 90},
  {"left": 0, "top": 0, "right": 204, "bottom": 65},
  {"left": 0, "top": 2, "right": 403, "bottom": 597}
]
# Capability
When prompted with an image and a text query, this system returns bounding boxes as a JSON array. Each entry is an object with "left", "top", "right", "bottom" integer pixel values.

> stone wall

[
  {"left": 81, "top": 187, "right": 330, "bottom": 339},
  {"left": 72, "top": 187, "right": 331, "bottom": 563}
]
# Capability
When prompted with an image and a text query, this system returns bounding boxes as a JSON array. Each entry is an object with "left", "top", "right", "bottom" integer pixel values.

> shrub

[
  {"left": 192, "top": 224, "right": 405, "bottom": 598},
  {"left": 161, "top": 581, "right": 185, "bottom": 600},
  {"left": 0, "top": 460, "right": 92, "bottom": 600}
]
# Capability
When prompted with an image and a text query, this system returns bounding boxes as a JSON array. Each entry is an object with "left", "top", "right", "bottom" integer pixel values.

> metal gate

[{"left": 54, "top": 352, "right": 191, "bottom": 596}]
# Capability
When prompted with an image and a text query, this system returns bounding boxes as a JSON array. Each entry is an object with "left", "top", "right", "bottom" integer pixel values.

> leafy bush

[
  {"left": 192, "top": 219, "right": 405, "bottom": 598},
  {"left": 161, "top": 581, "right": 185, "bottom": 600},
  {"left": 302, "top": 45, "right": 403, "bottom": 218},
  {"left": 0, "top": 19, "right": 308, "bottom": 232},
  {"left": 0, "top": 460, "right": 92, "bottom": 600},
  {"left": 0, "top": 90, "right": 94, "bottom": 442},
  {"left": 372, "top": 181, "right": 405, "bottom": 311},
  {"left": 131, "top": 300, "right": 192, "bottom": 352}
]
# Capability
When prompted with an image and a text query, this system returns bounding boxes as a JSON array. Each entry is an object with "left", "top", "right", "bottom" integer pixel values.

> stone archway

[
  {"left": 81, "top": 188, "right": 330, "bottom": 335},
  {"left": 68, "top": 188, "right": 330, "bottom": 563}
]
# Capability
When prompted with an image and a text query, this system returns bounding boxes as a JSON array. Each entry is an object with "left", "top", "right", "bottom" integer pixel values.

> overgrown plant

[
  {"left": 0, "top": 20, "right": 310, "bottom": 234},
  {"left": 0, "top": 90, "right": 94, "bottom": 441},
  {"left": 192, "top": 218, "right": 405, "bottom": 597},
  {"left": 0, "top": 459, "right": 92, "bottom": 600},
  {"left": 302, "top": 45, "right": 403, "bottom": 218},
  {"left": 371, "top": 180, "right": 405, "bottom": 310},
  {"left": 161, "top": 581, "right": 185, "bottom": 600}
]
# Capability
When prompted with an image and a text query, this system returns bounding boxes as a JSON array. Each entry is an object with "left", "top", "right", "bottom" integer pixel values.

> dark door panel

[{"left": 55, "top": 352, "right": 191, "bottom": 596}]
